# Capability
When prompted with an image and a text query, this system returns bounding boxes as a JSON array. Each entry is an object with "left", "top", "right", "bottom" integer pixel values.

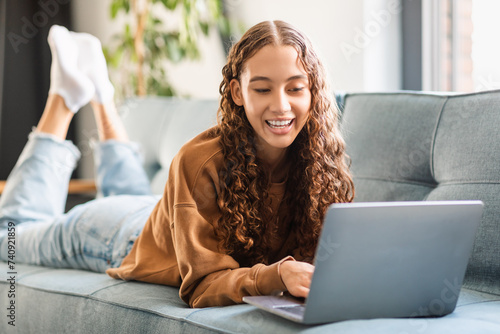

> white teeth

[{"left": 267, "top": 119, "right": 293, "bottom": 128}]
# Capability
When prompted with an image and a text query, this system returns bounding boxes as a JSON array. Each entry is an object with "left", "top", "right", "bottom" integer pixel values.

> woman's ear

[{"left": 230, "top": 79, "right": 244, "bottom": 106}]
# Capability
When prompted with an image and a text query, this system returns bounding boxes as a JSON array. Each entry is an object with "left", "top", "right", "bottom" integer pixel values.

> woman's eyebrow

[
  {"left": 249, "top": 74, "right": 308, "bottom": 83},
  {"left": 249, "top": 76, "right": 271, "bottom": 83},
  {"left": 287, "top": 74, "right": 308, "bottom": 82}
]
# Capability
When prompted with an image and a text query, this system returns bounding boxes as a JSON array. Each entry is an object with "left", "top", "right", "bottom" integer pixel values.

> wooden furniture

[{"left": 0, "top": 179, "right": 96, "bottom": 194}]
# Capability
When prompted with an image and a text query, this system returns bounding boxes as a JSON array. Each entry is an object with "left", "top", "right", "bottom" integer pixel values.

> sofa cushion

[
  {"left": 341, "top": 92, "right": 445, "bottom": 201},
  {"left": 120, "top": 97, "right": 219, "bottom": 194},
  {"left": 428, "top": 91, "right": 500, "bottom": 295},
  {"left": 1, "top": 263, "right": 500, "bottom": 333},
  {"left": 1, "top": 91, "right": 500, "bottom": 333},
  {"left": 341, "top": 90, "right": 500, "bottom": 296}
]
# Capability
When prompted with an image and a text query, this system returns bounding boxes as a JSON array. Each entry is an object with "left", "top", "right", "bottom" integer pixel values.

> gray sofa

[{"left": 1, "top": 90, "right": 500, "bottom": 333}]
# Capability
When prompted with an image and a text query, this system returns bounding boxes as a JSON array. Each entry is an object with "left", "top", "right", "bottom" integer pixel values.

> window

[{"left": 422, "top": 0, "right": 500, "bottom": 92}]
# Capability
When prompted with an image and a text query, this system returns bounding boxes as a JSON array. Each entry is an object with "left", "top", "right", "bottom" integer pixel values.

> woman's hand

[{"left": 279, "top": 261, "right": 315, "bottom": 298}]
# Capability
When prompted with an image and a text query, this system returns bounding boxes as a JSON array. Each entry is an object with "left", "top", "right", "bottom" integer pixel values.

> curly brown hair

[{"left": 211, "top": 20, "right": 354, "bottom": 266}]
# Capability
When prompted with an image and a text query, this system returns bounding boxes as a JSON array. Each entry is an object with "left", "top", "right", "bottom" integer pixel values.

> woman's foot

[
  {"left": 70, "top": 31, "right": 127, "bottom": 141},
  {"left": 48, "top": 25, "right": 94, "bottom": 113},
  {"left": 70, "top": 31, "right": 115, "bottom": 105}
]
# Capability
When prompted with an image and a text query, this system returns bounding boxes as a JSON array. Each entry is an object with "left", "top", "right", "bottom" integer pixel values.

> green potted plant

[{"left": 105, "top": 0, "right": 240, "bottom": 99}]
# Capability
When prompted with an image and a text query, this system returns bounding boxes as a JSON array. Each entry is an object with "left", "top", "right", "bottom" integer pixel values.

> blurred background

[{"left": 0, "top": 0, "right": 499, "bottom": 181}]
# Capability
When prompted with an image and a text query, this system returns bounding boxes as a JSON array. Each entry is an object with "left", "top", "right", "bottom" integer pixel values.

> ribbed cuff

[{"left": 256, "top": 256, "right": 295, "bottom": 295}]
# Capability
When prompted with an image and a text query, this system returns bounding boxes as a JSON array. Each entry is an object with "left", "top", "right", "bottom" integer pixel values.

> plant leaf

[
  {"left": 110, "top": 1, "right": 120, "bottom": 19},
  {"left": 199, "top": 21, "right": 209, "bottom": 35},
  {"left": 161, "top": 0, "right": 179, "bottom": 10}
]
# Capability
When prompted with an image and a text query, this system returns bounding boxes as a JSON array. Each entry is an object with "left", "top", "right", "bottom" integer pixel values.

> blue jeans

[{"left": 0, "top": 132, "right": 160, "bottom": 272}]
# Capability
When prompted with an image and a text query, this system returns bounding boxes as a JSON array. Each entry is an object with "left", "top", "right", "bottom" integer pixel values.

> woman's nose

[{"left": 271, "top": 91, "right": 291, "bottom": 113}]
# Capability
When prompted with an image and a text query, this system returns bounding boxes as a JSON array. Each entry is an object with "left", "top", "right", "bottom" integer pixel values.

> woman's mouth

[{"left": 265, "top": 119, "right": 294, "bottom": 129}]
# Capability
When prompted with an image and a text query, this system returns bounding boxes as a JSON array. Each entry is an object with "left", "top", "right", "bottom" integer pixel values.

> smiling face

[{"left": 230, "top": 45, "right": 311, "bottom": 161}]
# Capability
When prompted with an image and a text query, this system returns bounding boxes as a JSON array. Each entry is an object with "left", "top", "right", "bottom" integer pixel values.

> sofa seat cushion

[{"left": 2, "top": 263, "right": 500, "bottom": 333}]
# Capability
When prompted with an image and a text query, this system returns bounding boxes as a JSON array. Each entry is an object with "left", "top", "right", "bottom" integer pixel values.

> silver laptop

[{"left": 243, "top": 200, "right": 484, "bottom": 325}]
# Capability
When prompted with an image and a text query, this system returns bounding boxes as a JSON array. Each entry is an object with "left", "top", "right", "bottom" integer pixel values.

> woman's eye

[
  {"left": 254, "top": 89, "right": 270, "bottom": 93},
  {"left": 289, "top": 87, "right": 304, "bottom": 92}
]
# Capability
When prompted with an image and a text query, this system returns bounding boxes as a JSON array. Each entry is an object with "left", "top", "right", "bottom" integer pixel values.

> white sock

[
  {"left": 70, "top": 32, "right": 115, "bottom": 105},
  {"left": 47, "top": 25, "right": 94, "bottom": 113}
]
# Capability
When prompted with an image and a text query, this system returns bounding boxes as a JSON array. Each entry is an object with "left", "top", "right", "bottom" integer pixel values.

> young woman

[{"left": 0, "top": 20, "right": 354, "bottom": 308}]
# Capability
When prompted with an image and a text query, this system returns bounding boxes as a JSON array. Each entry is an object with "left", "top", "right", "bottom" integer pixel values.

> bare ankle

[
  {"left": 36, "top": 95, "right": 75, "bottom": 140},
  {"left": 90, "top": 101, "right": 129, "bottom": 142}
]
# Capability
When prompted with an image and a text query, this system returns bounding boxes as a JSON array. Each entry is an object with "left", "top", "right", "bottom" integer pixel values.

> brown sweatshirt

[{"left": 106, "top": 128, "right": 300, "bottom": 308}]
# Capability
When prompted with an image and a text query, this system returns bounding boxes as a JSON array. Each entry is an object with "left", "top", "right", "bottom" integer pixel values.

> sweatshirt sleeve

[
  {"left": 172, "top": 205, "right": 293, "bottom": 307},
  {"left": 167, "top": 143, "right": 293, "bottom": 307}
]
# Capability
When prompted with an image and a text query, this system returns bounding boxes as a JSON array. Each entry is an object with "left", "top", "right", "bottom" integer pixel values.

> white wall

[
  {"left": 362, "top": 0, "right": 402, "bottom": 91},
  {"left": 71, "top": 0, "right": 225, "bottom": 99},
  {"left": 70, "top": 0, "right": 402, "bottom": 177},
  {"left": 229, "top": 0, "right": 365, "bottom": 92},
  {"left": 471, "top": 0, "right": 500, "bottom": 91},
  {"left": 230, "top": 0, "right": 402, "bottom": 92},
  {"left": 72, "top": 0, "right": 403, "bottom": 97},
  {"left": 71, "top": 0, "right": 227, "bottom": 177}
]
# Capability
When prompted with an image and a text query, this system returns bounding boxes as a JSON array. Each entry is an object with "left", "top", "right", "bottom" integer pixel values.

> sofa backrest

[
  {"left": 341, "top": 90, "right": 500, "bottom": 296},
  {"left": 120, "top": 94, "right": 347, "bottom": 193},
  {"left": 120, "top": 97, "right": 219, "bottom": 194},
  {"left": 120, "top": 90, "right": 500, "bottom": 296}
]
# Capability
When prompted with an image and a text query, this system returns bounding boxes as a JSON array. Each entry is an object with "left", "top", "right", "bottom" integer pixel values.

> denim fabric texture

[{"left": 0, "top": 132, "right": 158, "bottom": 272}]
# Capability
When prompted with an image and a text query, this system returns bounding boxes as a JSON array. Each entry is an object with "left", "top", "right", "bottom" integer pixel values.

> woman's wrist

[{"left": 277, "top": 256, "right": 296, "bottom": 287}]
